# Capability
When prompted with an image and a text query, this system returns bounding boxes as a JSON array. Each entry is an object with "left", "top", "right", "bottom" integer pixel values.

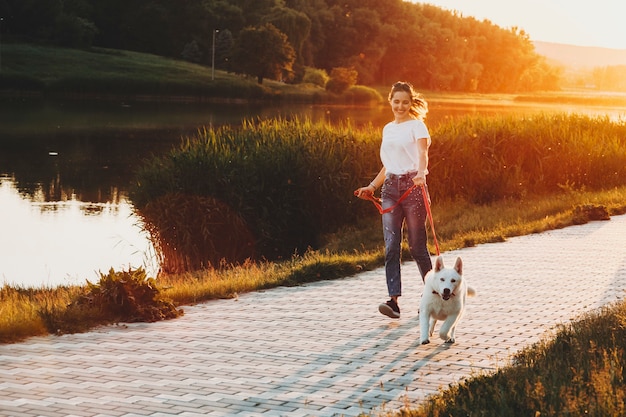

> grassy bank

[
  {"left": 0, "top": 42, "right": 382, "bottom": 103},
  {"left": 515, "top": 90, "right": 626, "bottom": 107},
  {"left": 155, "top": 187, "right": 626, "bottom": 305}
]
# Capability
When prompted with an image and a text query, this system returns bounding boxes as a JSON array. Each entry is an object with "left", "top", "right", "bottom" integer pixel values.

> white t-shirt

[{"left": 380, "top": 119, "right": 431, "bottom": 175}]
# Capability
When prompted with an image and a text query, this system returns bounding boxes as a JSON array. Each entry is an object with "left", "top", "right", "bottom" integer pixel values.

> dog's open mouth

[{"left": 433, "top": 289, "right": 455, "bottom": 300}]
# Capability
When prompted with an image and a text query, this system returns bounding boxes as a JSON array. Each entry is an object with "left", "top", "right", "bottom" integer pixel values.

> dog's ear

[
  {"left": 435, "top": 256, "right": 445, "bottom": 272},
  {"left": 454, "top": 257, "right": 463, "bottom": 275}
]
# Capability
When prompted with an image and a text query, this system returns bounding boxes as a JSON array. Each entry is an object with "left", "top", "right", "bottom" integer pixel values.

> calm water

[{"left": 1, "top": 97, "right": 624, "bottom": 287}]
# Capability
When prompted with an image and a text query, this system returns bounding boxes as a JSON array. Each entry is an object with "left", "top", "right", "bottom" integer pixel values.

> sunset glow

[{"left": 418, "top": 0, "right": 626, "bottom": 50}]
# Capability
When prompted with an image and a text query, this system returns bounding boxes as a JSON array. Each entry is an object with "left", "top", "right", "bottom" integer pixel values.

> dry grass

[
  {"left": 0, "top": 285, "right": 80, "bottom": 342},
  {"left": 390, "top": 301, "right": 626, "bottom": 417}
]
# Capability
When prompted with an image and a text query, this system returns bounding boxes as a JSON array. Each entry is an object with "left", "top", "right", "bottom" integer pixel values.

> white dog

[{"left": 420, "top": 256, "right": 475, "bottom": 345}]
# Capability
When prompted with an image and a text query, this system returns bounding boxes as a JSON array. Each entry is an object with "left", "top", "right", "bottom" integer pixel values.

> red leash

[
  {"left": 420, "top": 184, "right": 441, "bottom": 256},
  {"left": 357, "top": 184, "right": 440, "bottom": 255},
  {"left": 357, "top": 186, "right": 415, "bottom": 215}
]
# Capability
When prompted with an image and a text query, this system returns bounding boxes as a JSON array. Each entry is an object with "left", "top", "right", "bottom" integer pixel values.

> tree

[
  {"left": 4, "top": 0, "right": 561, "bottom": 92},
  {"left": 231, "top": 23, "right": 296, "bottom": 84},
  {"left": 214, "top": 29, "right": 234, "bottom": 70},
  {"left": 54, "top": 13, "right": 98, "bottom": 48},
  {"left": 593, "top": 65, "right": 626, "bottom": 92},
  {"left": 181, "top": 40, "right": 202, "bottom": 63},
  {"left": 262, "top": 5, "right": 311, "bottom": 67}
]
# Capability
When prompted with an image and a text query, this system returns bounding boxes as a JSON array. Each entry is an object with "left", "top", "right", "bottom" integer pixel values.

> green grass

[
  {"left": 0, "top": 42, "right": 382, "bottom": 103},
  {"left": 0, "top": 42, "right": 270, "bottom": 98},
  {"left": 131, "top": 117, "right": 381, "bottom": 271}
]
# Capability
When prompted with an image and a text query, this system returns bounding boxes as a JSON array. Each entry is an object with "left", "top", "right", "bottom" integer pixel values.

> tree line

[{"left": 0, "top": 0, "right": 562, "bottom": 92}]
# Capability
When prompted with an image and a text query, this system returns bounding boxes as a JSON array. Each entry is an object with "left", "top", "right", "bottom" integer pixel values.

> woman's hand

[
  {"left": 412, "top": 172, "right": 426, "bottom": 186},
  {"left": 354, "top": 185, "right": 375, "bottom": 199}
]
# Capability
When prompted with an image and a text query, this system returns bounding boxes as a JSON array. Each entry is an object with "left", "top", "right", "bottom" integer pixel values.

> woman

[{"left": 355, "top": 81, "right": 433, "bottom": 319}]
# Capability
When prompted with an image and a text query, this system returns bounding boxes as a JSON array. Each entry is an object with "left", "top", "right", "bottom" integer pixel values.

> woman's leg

[
  {"left": 381, "top": 176, "right": 405, "bottom": 297},
  {"left": 382, "top": 206, "right": 404, "bottom": 297},
  {"left": 404, "top": 186, "right": 432, "bottom": 280}
]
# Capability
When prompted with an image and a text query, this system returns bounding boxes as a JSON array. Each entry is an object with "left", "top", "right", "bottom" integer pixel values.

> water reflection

[{"left": 0, "top": 176, "right": 157, "bottom": 288}]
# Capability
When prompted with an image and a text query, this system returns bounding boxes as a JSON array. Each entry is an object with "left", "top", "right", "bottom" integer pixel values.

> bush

[
  {"left": 38, "top": 268, "right": 182, "bottom": 334},
  {"left": 78, "top": 268, "right": 182, "bottom": 322},
  {"left": 302, "top": 67, "right": 329, "bottom": 88},
  {"left": 326, "top": 67, "right": 358, "bottom": 94},
  {"left": 181, "top": 40, "right": 203, "bottom": 63},
  {"left": 54, "top": 14, "right": 98, "bottom": 48},
  {"left": 342, "top": 85, "right": 384, "bottom": 104}
]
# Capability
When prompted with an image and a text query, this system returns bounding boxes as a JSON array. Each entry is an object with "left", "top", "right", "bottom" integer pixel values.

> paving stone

[{"left": 0, "top": 215, "right": 625, "bottom": 416}]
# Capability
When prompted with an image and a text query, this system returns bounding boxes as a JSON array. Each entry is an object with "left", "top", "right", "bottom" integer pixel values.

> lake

[{"left": 1, "top": 96, "right": 624, "bottom": 288}]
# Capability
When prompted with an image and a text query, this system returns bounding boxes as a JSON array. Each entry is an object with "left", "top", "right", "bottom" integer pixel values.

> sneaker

[{"left": 379, "top": 299, "right": 400, "bottom": 318}]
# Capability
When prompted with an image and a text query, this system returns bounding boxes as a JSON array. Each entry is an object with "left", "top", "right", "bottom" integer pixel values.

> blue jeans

[{"left": 381, "top": 172, "right": 433, "bottom": 298}]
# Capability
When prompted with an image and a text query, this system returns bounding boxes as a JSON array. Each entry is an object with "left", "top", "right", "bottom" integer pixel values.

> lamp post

[
  {"left": 211, "top": 29, "right": 219, "bottom": 80},
  {"left": 0, "top": 17, "right": 3, "bottom": 73}
]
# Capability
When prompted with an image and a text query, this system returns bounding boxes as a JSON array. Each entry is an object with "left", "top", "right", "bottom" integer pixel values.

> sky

[{"left": 414, "top": 0, "right": 626, "bottom": 50}]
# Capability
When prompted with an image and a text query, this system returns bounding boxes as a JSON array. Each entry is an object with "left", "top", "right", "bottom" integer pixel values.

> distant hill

[{"left": 533, "top": 41, "right": 626, "bottom": 68}]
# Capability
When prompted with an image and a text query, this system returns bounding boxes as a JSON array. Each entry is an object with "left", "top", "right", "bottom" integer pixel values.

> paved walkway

[{"left": 1, "top": 214, "right": 626, "bottom": 417}]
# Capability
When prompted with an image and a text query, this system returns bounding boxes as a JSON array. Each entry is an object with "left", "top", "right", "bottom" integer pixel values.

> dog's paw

[
  {"left": 420, "top": 339, "right": 430, "bottom": 345},
  {"left": 444, "top": 338, "right": 455, "bottom": 344}
]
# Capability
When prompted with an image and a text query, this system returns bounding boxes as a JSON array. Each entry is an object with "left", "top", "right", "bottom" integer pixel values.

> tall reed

[
  {"left": 132, "top": 113, "right": 626, "bottom": 272},
  {"left": 429, "top": 113, "right": 626, "bottom": 203},
  {"left": 137, "top": 193, "right": 256, "bottom": 273},
  {"left": 132, "top": 118, "right": 381, "bottom": 272}
]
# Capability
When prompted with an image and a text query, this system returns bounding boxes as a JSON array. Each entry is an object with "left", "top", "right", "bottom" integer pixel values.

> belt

[{"left": 387, "top": 171, "right": 418, "bottom": 180}]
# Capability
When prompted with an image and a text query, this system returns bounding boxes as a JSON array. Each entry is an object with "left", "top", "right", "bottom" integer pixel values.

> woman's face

[{"left": 389, "top": 90, "right": 412, "bottom": 122}]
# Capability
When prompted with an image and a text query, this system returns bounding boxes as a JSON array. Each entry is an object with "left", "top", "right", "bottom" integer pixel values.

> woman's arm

[{"left": 412, "top": 137, "right": 429, "bottom": 186}]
